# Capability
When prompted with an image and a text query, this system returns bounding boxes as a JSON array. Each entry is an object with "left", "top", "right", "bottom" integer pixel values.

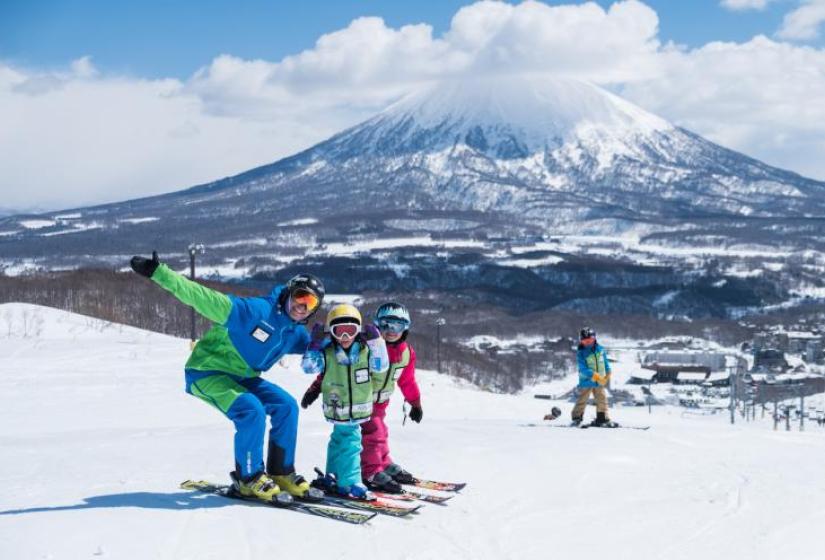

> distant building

[
  {"left": 637, "top": 351, "right": 730, "bottom": 385},
  {"left": 752, "top": 330, "right": 822, "bottom": 367},
  {"left": 752, "top": 348, "right": 789, "bottom": 373},
  {"left": 806, "top": 340, "right": 823, "bottom": 364},
  {"left": 787, "top": 332, "right": 821, "bottom": 354}
]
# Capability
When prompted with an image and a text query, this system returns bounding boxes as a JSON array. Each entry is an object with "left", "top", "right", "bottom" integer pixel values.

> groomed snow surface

[{"left": 1, "top": 303, "right": 824, "bottom": 560}]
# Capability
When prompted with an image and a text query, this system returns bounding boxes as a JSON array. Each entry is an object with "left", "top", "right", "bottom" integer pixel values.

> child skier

[
  {"left": 571, "top": 327, "right": 615, "bottom": 427},
  {"left": 300, "top": 303, "right": 389, "bottom": 499},
  {"left": 359, "top": 302, "right": 422, "bottom": 493},
  {"left": 129, "top": 251, "right": 325, "bottom": 502}
]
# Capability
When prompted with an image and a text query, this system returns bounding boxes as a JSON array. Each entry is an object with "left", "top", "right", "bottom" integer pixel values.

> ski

[
  {"left": 581, "top": 424, "right": 650, "bottom": 430},
  {"left": 320, "top": 495, "right": 420, "bottom": 517},
  {"left": 406, "top": 478, "right": 466, "bottom": 492},
  {"left": 310, "top": 468, "right": 422, "bottom": 516},
  {"left": 179, "top": 480, "right": 376, "bottom": 525},
  {"left": 371, "top": 488, "right": 452, "bottom": 505},
  {"left": 318, "top": 494, "right": 421, "bottom": 517},
  {"left": 520, "top": 423, "right": 650, "bottom": 431}
]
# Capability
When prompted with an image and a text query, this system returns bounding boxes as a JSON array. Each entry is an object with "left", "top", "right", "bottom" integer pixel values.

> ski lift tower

[
  {"left": 188, "top": 243, "right": 206, "bottom": 348},
  {"left": 436, "top": 317, "right": 446, "bottom": 373}
]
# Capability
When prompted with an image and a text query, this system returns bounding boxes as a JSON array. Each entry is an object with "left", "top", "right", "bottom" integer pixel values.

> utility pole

[
  {"left": 188, "top": 243, "right": 205, "bottom": 348},
  {"left": 773, "top": 401, "right": 778, "bottom": 431},
  {"left": 786, "top": 403, "right": 792, "bottom": 432},
  {"left": 436, "top": 317, "right": 446, "bottom": 373},
  {"left": 648, "top": 380, "right": 652, "bottom": 414},
  {"left": 728, "top": 363, "right": 737, "bottom": 425}
]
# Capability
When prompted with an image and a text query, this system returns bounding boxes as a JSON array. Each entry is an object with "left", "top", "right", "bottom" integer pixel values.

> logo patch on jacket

[
  {"left": 251, "top": 327, "right": 270, "bottom": 342},
  {"left": 354, "top": 368, "right": 370, "bottom": 384}
]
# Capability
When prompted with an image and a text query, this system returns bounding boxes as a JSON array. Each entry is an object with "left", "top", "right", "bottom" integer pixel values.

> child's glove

[
  {"left": 592, "top": 373, "right": 607, "bottom": 386},
  {"left": 308, "top": 322, "right": 326, "bottom": 351},
  {"left": 301, "top": 377, "right": 322, "bottom": 409},
  {"left": 130, "top": 251, "right": 160, "bottom": 278},
  {"left": 408, "top": 400, "right": 423, "bottom": 423},
  {"left": 362, "top": 324, "right": 381, "bottom": 341}
]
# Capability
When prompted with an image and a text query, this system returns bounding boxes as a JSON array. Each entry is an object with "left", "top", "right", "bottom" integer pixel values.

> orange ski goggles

[{"left": 291, "top": 290, "right": 319, "bottom": 312}]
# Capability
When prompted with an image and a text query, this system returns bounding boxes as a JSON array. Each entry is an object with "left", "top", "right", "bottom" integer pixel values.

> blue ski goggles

[{"left": 377, "top": 318, "right": 410, "bottom": 334}]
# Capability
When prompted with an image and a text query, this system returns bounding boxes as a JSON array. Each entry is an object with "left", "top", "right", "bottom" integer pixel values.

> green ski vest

[
  {"left": 586, "top": 349, "right": 608, "bottom": 374},
  {"left": 372, "top": 346, "right": 410, "bottom": 404},
  {"left": 321, "top": 345, "right": 374, "bottom": 423}
]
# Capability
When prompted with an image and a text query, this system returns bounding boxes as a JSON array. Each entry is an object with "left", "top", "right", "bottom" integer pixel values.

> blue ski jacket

[{"left": 577, "top": 343, "right": 612, "bottom": 388}]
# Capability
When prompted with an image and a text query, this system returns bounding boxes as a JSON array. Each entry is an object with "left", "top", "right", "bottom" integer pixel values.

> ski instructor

[{"left": 130, "top": 251, "right": 325, "bottom": 502}]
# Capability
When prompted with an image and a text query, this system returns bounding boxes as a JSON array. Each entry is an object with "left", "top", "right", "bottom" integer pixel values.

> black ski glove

[
  {"left": 409, "top": 402, "right": 423, "bottom": 424},
  {"left": 301, "top": 377, "right": 322, "bottom": 409},
  {"left": 130, "top": 251, "right": 160, "bottom": 278}
]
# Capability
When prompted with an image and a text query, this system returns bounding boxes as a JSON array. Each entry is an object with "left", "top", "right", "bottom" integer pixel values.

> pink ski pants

[{"left": 360, "top": 401, "right": 392, "bottom": 479}]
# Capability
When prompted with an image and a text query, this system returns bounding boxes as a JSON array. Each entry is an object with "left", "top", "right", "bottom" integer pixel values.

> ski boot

[
  {"left": 230, "top": 471, "right": 292, "bottom": 505},
  {"left": 384, "top": 463, "right": 415, "bottom": 484},
  {"left": 312, "top": 468, "right": 375, "bottom": 500},
  {"left": 342, "top": 483, "right": 374, "bottom": 501},
  {"left": 570, "top": 417, "right": 583, "bottom": 427},
  {"left": 364, "top": 470, "right": 403, "bottom": 494},
  {"left": 590, "top": 412, "right": 618, "bottom": 428},
  {"left": 272, "top": 472, "right": 324, "bottom": 502},
  {"left": 311, "top": 469, "right": 339, "bottom": 493}
]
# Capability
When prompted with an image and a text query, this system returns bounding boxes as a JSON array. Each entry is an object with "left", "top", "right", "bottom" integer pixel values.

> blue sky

[
  {"left": 1, "top": 0, "right": 825, "bottom": 211},
  {"left": 1, "top": 0, "right": 814, "bottom": 79}
]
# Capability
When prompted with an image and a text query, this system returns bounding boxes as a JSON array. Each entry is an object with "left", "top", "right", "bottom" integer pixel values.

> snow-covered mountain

[
  {"left": 2, "top": 303, "right": 824, "bottom": 560},
  {"left": 4, "top": 75, "right": 824, "bottom": 238},
  {"left": 2, "top": 75, "right": 825, "bottom": 317},
  {"left": 302, "top": 75, "right": 825, "bottom": 223}
]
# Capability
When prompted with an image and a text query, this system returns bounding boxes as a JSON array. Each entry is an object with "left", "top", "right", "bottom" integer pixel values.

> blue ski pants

[
  {"left": 185, "top": 370, "right": 299, "bottom": 479},
  {"left": 326, "top": 423, "right": 363, "bottom": 488}
]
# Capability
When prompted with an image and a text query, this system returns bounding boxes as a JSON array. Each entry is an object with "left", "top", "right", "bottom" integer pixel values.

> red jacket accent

[{"left": 389, "top": 341, "right": 420, "bottom": 405}]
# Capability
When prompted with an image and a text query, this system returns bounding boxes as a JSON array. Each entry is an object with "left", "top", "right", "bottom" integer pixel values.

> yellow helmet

[{"left": 325, "top": 303, "right": 362, "bottom": 330}]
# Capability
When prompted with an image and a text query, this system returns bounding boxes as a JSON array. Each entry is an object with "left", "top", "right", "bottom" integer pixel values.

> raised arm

[{"left": 131, "top": 252, "right": 232, "bottom": 325}]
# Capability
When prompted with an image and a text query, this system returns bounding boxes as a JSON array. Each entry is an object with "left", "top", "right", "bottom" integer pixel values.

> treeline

[
  {"left": 1, "top": 269, "right": 756, "bottom": 394},
  {"left": 0, "top": 269, "right": 256, "bottom": 339}
]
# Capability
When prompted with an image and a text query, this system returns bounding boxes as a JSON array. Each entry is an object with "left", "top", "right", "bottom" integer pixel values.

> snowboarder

[
  {"left": 129, "top": 251, "right": 324, "bottom": 502},
  {"left": 357, "top": 302, "right": 422, "bottom": 493},
  {"left": 571, "top": 327, "right": 614, "bottom": 426},
  {"left": 300, "top": 303, "right": 389, "bottom": 499}
]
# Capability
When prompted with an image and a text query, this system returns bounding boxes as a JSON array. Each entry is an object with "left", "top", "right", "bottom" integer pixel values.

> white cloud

[
  {"left": 2, "top": 0, "right": 825, "bottom": 212},
  {"left": 777, "top": 0, "right": 825, "bottom": 40},
  {"left": 0, "top": 58, "right": 350, "bottom": 210},
  {"left": 619, "top": 35, "right": 825, "bottom": 180},
  {"left": 720, "top": 0, "right": 774, "bottom": 11}
]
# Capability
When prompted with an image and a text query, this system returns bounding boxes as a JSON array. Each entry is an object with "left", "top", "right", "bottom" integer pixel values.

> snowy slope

[{"left": 1, "top": 303, "right": 825, "bottom": 560}]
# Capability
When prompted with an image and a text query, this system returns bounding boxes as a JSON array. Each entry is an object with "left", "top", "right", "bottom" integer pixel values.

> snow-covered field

[{"left": 1, "top": 303, "right": 824, "bottom": 560}]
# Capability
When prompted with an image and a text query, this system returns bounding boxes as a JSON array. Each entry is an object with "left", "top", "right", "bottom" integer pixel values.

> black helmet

[
  {"left": 285, "top": 273, "right": 324, "bottom": 312},
  {"left": 580, "top": 327, "right": 596, "bottom": 340}
]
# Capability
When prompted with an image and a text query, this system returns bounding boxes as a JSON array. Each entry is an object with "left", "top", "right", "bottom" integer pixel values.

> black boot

[
  {"left": 592, "top": 412, "right": 608, "bottom": 426},
  {"left": 364, "top": 471, "right": 403, "bottom": 493},
  {"left": 384, "top": 463, "right": 415, "bottom": 484},
  {"left": 571, "top": 417, "right": 583, "bottom": 427}
]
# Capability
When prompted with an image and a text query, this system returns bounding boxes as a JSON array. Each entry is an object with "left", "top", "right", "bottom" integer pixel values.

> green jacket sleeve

[{"left": 151, "top": 264, "right": 232, "bottom": 324}]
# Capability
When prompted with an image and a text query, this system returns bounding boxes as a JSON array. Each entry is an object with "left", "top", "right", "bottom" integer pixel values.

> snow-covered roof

[{"left": 677, "top": 372, "right": 708, "bottom": 381}]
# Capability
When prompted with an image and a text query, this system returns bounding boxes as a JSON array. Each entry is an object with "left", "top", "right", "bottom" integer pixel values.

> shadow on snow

[{"left": 0, "top": 490, "right": 236, "bottom": 515}]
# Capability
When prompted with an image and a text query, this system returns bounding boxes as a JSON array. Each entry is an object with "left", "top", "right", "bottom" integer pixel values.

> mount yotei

[{"left": 2, "top": 75, "right": 825, "bottom": 318}]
